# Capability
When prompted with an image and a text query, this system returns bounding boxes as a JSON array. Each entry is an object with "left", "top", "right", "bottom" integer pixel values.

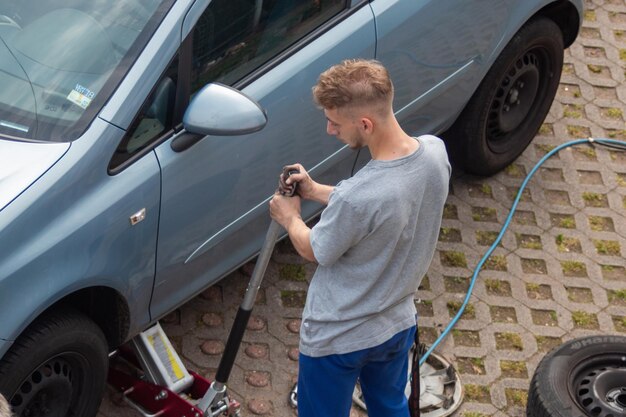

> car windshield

[{"left": 0, "top": 0, "right": 172, "bottom": 142}]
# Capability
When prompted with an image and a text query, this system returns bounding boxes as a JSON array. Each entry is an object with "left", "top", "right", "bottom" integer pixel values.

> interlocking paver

[{"left": 100, "top": 1, "right": 626, "bottom": 415}]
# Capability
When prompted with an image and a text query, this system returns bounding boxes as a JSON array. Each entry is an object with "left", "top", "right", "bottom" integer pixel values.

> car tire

[
  {"left": 0, "top": 308, "right": 108, "bottom": 417},
  {"left": 527, "top": 335, "right": 626, "bottom": 417},
  {"left": 446, "top": 17, "right": 564, "bottom": 176}
]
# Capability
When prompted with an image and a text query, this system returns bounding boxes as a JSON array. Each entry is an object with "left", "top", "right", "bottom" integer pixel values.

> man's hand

[
  {"left": 279, "top": 163, "right": 333, "bottom": 205},
  {"left": 269, "top": 191, "right": 302, "bottom": 230},
  {"left": 269, "top": 191, "right": 316, "bottom": 262}
]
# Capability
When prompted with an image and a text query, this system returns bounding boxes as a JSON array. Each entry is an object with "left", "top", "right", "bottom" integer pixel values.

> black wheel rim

[
  {"left": 485, "top": 46, "right": 553, "bottom": 154},
  {"left": 9, "top": 354, "right": 87, "bottom": 417},
  {"left": 571, "top": 354, "right": 626, "bottom": 417}
]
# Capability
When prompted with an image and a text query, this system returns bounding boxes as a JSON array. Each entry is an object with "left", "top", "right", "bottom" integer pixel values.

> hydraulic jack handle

[{"left": 197, "top": 168, "right": 299, "bottom": 415}]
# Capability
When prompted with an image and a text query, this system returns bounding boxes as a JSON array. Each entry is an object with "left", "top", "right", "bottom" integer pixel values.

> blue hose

[{"left": 419, "top": 137, "right": 626, "bottom": 367}]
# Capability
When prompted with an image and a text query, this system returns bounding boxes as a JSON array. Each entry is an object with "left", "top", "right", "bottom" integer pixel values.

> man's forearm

[
  {"left": 286, "top": 217, "right": 316, "bottom": 262},
  {"left": 310, "top": 183, "right": 334, "bottom": 205}
]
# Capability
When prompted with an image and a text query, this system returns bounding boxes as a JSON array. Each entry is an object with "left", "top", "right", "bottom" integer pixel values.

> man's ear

[{"left": 360, "top": 117, "right": 374, "bottom": 133}]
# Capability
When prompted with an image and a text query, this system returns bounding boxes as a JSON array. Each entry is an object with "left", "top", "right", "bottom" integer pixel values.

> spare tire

[{"left": 527, "top": 335, "right": 626, "bottom": 417}]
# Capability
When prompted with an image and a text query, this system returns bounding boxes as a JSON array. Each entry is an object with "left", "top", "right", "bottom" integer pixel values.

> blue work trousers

[{"left": 298, "top": 326, "right": 415, "bottom": 417}]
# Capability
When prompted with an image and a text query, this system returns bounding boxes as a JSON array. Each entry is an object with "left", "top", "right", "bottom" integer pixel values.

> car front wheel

[
  {"left": 0, "top": 308, "right": 108, "bottom": 417},
  {"left": 446, "top": 17, "right": 564, "bottom": 176}
]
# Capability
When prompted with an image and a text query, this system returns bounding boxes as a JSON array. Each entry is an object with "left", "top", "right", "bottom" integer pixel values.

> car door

[
  {"left": 150, "top": 0, "right": 376, "bottom": 318},
  {"left": 370, "top": 0, "right": 514, "bottom": 136}
]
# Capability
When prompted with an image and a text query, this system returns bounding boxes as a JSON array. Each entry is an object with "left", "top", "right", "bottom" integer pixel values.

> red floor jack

[{"left": 107, "top": 170, "right": 299, "bottom": 417}]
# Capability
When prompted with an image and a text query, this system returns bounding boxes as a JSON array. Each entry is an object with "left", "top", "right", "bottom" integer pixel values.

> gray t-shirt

[{"left": 301, "top": 135, "right": 450, "bottom": 357}]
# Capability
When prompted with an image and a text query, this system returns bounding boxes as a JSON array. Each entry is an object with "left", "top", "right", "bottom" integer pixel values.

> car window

[
  {"left": 0, "top": 0, "right": 174, "bottom": 142},
  {"left": 191, "top": 0, "right": 346, "bottom": 92},
  {"left": 109, "top": 54, "right": 179, "bottom": 171}
]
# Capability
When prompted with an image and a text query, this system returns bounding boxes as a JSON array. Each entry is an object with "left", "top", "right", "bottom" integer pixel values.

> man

[{"left": 269, "top": 59, "right": 450, "bottom": 417}]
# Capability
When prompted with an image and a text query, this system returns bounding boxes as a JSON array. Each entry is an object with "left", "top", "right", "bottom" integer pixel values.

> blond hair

[{"left": 312, "top": 59, "right": 393, "bottom": 116}]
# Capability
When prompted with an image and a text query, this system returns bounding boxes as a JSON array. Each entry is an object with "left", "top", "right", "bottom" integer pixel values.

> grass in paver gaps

[
  {"left": 440, "top": 251, "right": 467, "bottom": 267},
  {"left": 567, "top": 125, "right": 591, "bottom": 139},
  {"left": 612, "top": 316, "right": 626, "bottom": 332},
  {"left": 514, "top": 210, "right": 537, "bottom": 226},
  {"left": 418, "top": 327, "right": 438, "bottom": 345},
  {"left": 490, "top": 306, "right": 517, "bottom": 323},
  {"left": 536, "top": 335, "right": 563, "bottom": 353},
  {"left": 584, "top": 10, "right": 596, "bottom": 21},
  {"left": 623, "top": 195, "right": 626, "bottom": 209},
  {"left": 444, "top": 276, "right": 470, "bottom": 293},
  {"left": 505, "top": 163, "right": 526, "bottom": 177},
  {"left": 521, "top": 258, "right": 548, "bottom": 274},
  {"left": 550, "top": 213, "right": 576, "bottom": 228},
  {"left": 589, "top": 216, "right": 615, "bottom": 232},
  {"left": 617, "top": 173, "right": 626, "bottom": 186},
  {"left": 556, "top": 234, "right": 582, "bottom": 253},
  {"left": 526, "top": 283, "right": 553, "bottom": 300},
  {"left": 495, "top": 332, "right": 524, "bottom": 351},
  {"left": 603, "top": 107, "right": 624, "bottom": 120},
  {"left": 500, "top": 360, "right": 528, "bottom": 378},
  {"left": 517, "top": 233, "right": 542, "bottom": 249},
  {"left": 563, "top": 104, "right": 583, "bottom": 118},
  {"left": 483, "top": 255, "right": 508, "bottom": 271},
  {"left": 415, "top": 299, "right": 433, "bottom": 317},
  {"left": 531, "top": 309, "right": 558, "bottom": 327},
  {"left": 279, "top": 264, "right": 307, "bottom": 281},
  {"left": 566, "top": 287, "right": 594, "bottom": 303},
  {"left": 507, "top": 186, "right": 533, "bottom": 202},
  {"left": 545, "top": 189, "right": 572, "bottom": 206},
  {"left": 280, "top": 290, "right": 307, "bottom": 308},
  {"left": 457, "top": 357, "right": 486, "bottom": 375},
  {"left": 616, "top": 30, "right": 626, "bottom": 41},
  {"left": 535, "top": 143, "right": 556, "bottom": 157},
  {"left": 620, "top": 49, "right": 626, "bottom": 61},
  {"left": 467, "top": 183, "right": 493, "bottom": 198},
  {"left": 581, "top": 27, "right": 601, "bottom": 39},
  {"left": 418, "top": 275, "right": 430, "bottom": 290},
  {"left": 587, "top": 64, "right": 605, "bottom": 74},
  {"left": 475, "top": 230, "right": 499, "bottom": 246},
  {"left": 574, "top": 145, "right": 597, "bottom": 160},
  {"left": 577, "top": 170, "right": 603, "bottom": 185},
  {"left": 541, "top": 167, "right": 565, "bottom": 182},
  {"left": 442, "top": 203, "right": 458, "bottom": 219},
  {"left": 464, "top": 384, "right": 491, "bottom": 403},
  {"left": 506, "top": 388, "right": 528, "bottom": 408},
  {"left": 572, "top": 311, "right": 599, "bottom": 329},
  {"left": 538, "top": 123, "right": 554, "bottom": 136},
  {"left": 463, "top": 412, "right": 488, "bottom": 417},
  {"left": 601, "top": 265, "right": 626, "bottom": 281},
  {"left": 608, "top": 130, "right": 626, "bottom": 140},
  {"left": 485, "top": 279, "right": 512, "bottom": 296},
  {"left": 471, "top": 206, "right": 498, "bottom": 222},
  {"left": 447, "top": 300, "right": 476, "bottom": 319},
  {"left": 561, "top": 260, "right": 588, "bottom": 277},
  {"left": 582, "top": 191, "right": 608, "bottom": 207},
  {"left": 608, "top": 289, "right": 626, "bottom": 306},
  {"left": 452, "top": 329, "right": 481, "bottom": 347},
  {"left": 562, "top": 63, "right": 574, "bottom": 75},
  {"left": 594, "top": 240, "right": 621, "bottom": 256},
  {"left": 438, "top": 227, "right": 462, "bottom": 242}
]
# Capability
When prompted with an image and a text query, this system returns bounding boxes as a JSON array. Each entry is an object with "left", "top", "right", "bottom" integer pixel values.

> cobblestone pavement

[{"left": 99, "top": 1, "right": 626, "bottom": 416}]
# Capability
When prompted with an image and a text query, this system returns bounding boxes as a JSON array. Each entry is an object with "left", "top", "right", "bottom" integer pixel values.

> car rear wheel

[
  {"left": 0, "top": 308, "right": 108, "bottom": 417},
  {"left": 527, "top": 335, "right": 626, "bottom": 417},
  {"left": 446, "top": 17, "right": 564, "bottom": 176}
]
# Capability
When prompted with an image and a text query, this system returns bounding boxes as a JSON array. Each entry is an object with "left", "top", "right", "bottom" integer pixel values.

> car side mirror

[{"left": 172, "top": 83, "right": 267, "bottom": 152}]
